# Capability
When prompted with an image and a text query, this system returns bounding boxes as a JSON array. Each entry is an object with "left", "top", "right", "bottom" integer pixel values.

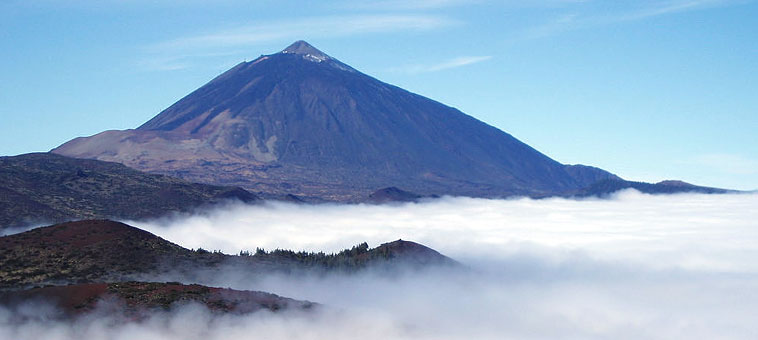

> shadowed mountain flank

[
  {"left": 0, "top": 153, "right": 259, "bottom": 229},
  {"left": 366, "top": 187, "right": 437, "bottom": 204},
  {"left": 53, "top": 40, "right": 619, "bottom": 202}
]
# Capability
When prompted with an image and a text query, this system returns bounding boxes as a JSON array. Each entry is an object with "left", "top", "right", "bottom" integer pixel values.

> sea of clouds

[{"left": 2, "top": 190, "right": 757, "bottom": 339}]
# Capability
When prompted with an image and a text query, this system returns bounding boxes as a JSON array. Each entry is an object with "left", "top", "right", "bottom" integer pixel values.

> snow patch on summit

[{"left": 303, "top": 53, "right": 328, "bottom": 63}]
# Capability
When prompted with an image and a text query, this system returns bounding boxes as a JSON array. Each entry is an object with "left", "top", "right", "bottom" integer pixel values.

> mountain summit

[
  {"left": 54, "top": 40, "right": 617, "bottom": 201},
  {"left": 282, "top": 40, "right": 330, "bottom": 59}
]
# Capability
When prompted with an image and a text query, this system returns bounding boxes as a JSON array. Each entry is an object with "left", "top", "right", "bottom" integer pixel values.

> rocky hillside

[
  {"left": 0, "top": 153, "right": 259, "bottom": 229},
  {"left": 0, "top": 220, "right": 214, "bottom": 289}
]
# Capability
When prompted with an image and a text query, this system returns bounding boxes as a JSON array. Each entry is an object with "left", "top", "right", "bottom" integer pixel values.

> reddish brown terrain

[
  {"left": 0, "top": 220, "right": 221, "bottom": 289},
  {"left": 1, "top": 281, "right": 314, "bottom": 318}
]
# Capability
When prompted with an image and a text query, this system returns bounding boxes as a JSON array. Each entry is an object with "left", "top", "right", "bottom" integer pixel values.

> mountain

[
  {"left": 53, "top": 40, "right": 618, "bottom": 202},
  {"left": 0, "top": 153, "right": 259, "bottom": 229},
  {"left": 0, "top": 282, "right": 314, "bottom": 318},
  {"left": 0, "top": 220, "right": 456, "bottom": 289}
]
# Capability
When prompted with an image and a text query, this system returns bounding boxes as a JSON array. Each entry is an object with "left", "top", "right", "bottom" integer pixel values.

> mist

[
  {"left": 4, "top": 190, "right": 758, "bottom": 339},
  {"left": 136, "top": 190, "right": 758, "bottom": 272}
]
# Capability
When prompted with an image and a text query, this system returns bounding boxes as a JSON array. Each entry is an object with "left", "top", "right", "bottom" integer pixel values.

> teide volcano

[{"left": 54, "top": 40, "right": 617, "bottom": 201}]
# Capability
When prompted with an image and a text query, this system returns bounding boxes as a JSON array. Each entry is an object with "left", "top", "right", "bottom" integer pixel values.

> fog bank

[
  {"left": 135, "top": 190, "right": 758, "bottom": 272},
  {"left": 4, "top": 191, "right": 757, "bottom": 339}
]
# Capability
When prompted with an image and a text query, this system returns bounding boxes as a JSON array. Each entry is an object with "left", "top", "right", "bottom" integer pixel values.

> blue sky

[{"left": 1, "top": 0, "right": 756, "bottom": 190}]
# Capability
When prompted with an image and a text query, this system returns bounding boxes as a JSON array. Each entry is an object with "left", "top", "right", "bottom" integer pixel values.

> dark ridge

[
  {"left": 0, "top": 153, "right": 260, "bottom": 229},
  {"left": 0, "top": 220, "right": 459, "bottom": 289},
  {"left": 367, "top": 187, "right": 438, "bottom": 204},
  {"left": 566, "top": 179, "right": 732, "bottom": 198},
  {"left": 280, "top": 193, "right": 306, "bottom": 203},
  {"left": 371, "top": 239, "right": 457, "bottom": 267},
  {"left": 252, "top": 239, "right": 457, "bottom": 270},
  {"left": 0, "top": 281, "right": 315, "bottom": 319}
]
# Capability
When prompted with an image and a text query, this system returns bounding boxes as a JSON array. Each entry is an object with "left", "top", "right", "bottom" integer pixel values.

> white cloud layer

[
  {"left": 134, "top": 190, "right": 758, "bottom": 272},
  {"left": 4, "top": 191, "right": 758, "bottom": 339}
]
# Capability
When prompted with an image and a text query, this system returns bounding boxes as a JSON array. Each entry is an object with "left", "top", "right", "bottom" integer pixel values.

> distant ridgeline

[
  {"left": 0, "top": 153, "right": 259, "bottom": 230},
  {"left": 245, "top": 239, "right": 455, "bottom": 270}
]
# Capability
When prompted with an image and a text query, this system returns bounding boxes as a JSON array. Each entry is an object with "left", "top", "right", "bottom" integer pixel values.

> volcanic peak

[
  {"left": 281, "top": 40, "right": 330, "bottom": 62},
  {"left": 52, "top": 40, "right": 620, "bottom": 201}
]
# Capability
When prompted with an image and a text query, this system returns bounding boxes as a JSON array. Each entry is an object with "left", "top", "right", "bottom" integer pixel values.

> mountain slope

[
  {"left": 0, "top": 220, "right": 210, "bottom": 288},
  {"left": 0, "top": 153, "right": 259, "bottom": 229},
  {"left": 53, "top": 40, "right": 618, "bottom": 201},
  {"left": 564, "top": 179, "right": 731, "bottom": 197}
]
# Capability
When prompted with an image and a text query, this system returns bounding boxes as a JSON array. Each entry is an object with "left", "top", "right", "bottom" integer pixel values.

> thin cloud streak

[
  {"left": 517, "top": 13, "right": 581, "bottom": 41},
  {"left": 514, "top": 0, "right": 746, "bottom": 41},
  {"left": 149, "top": 15, "right": 457, "bottom": 53},
  {"left": 141, "top": 14, "right": 458, "bottom": 71},
  {"left": 348, "top": 0, "right": 481, "bottom": 10},
  {"left": 138, "top": 51, "right": 242, "bottom": 71},
  {"left": 392, "top": 55, "right": 492, "bottom": 74},
  {"left": 624, "top": 0, "right": 740, "bottom": 20}
]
